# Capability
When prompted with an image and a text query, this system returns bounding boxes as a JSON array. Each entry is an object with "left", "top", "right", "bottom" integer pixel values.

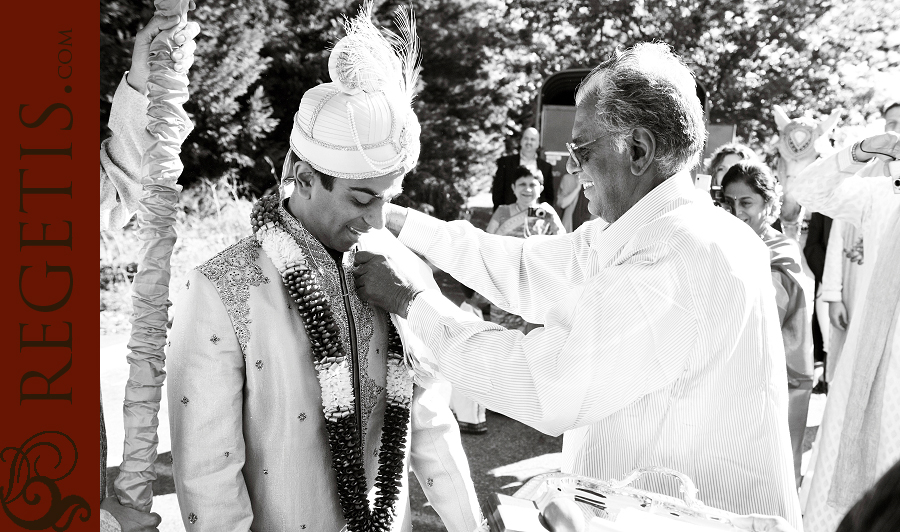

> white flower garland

[{"left": 251, "top": 201, "right": 414, "bottom": 531}]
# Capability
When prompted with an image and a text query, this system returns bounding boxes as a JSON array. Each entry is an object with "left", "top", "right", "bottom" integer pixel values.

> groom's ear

[{"left": 293, "top": 161, "right": 316, "bottom": 199}]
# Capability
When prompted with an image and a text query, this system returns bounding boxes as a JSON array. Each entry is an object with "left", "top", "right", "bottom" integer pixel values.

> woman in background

[
  {"left": 722, "top": 160, "right": 815, "bottom": 486},
  {"left": 486, "top": 165, "right": 564, "bottom": 332},
  {"left": 709, "top": 142, "right": 758, "bottom": 186}
]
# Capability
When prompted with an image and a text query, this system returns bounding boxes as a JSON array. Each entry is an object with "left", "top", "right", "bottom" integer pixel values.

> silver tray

[{"left": 513, "top": 467, "right": 741, "bottom": 531}]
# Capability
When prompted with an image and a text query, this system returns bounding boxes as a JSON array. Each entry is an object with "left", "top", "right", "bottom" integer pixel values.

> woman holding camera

[
  {"left": 485, "top": 166, "right": 564, "bottom": 331},
  {"left": 486, "top": 166, "right": 565, "bottom": 238}
]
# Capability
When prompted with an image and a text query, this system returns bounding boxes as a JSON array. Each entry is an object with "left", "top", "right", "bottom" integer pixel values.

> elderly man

[
  {"left": 355, "top": 42, "right": 801, "bottom": 527},
  {"left": 165, "top": 3, "right": 482, "bottom": 531}
]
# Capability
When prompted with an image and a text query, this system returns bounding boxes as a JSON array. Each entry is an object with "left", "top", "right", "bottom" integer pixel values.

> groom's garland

[{"left": 251, "top": 196, "right": 413, "bottom": 532}]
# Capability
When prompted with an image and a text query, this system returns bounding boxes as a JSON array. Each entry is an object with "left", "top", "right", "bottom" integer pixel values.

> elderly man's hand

[
  {"left": 730, "top": 514, "right": 796, "bottom": 532},
  {"left": 858, "top": 131, "right": 900, "bottom": 162},
  {"left": 353, "top": 250, "right": 426, "bottom": 318},
  {"left": 127, "top": 9, "right": 201, "bottom": 95},
  {"left": 101, "top": 496, "right": 162, "bottom": 532}
]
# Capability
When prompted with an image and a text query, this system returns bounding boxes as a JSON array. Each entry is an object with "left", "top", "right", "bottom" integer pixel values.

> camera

[
  {"left": 710, "top": 185, "right": 734, "bottom": 214},
  {"left": 890, "top": 161, "right": 900, "bottom": 194},
  {"left": 527, "top": 207, "right": 547, "bottom": 218}
]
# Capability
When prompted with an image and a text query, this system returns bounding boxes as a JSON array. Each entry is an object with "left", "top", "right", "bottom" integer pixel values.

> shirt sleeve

[
  {"left": 405, "top": 247, "right": 698, "bottom": 437},
  {"left": 398, "top": 208, "right": 595, "bottom": 324},
  {"left": 408, "top": 383, "right": 483, "bottom": 532},
  {"left": 167, "top": 270, "right": 253, "bottom": 531},
  {"left": 484, "top": 206, "right": 503, "bottom": 234},
  {"left": 791, "top": 145, "right": 880, "bottom": 228},
  {"left": 100, "top": 73, "right": 151, "bottom": 231},
  {"left": 820, "top": 219, "right": 845, "bottom": 302}
]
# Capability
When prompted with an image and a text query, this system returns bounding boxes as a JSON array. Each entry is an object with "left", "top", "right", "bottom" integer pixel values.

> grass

[{"left": 100, "top": 180, "right": 255, "bottom": 336}]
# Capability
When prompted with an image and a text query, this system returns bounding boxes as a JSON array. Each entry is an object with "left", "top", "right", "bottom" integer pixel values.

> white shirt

[
  {"left": 399, "top": 173, "right": 802, "bottom": 528},
  {"left": 793, "top": 148, "right": 900, "bottom": 302}
]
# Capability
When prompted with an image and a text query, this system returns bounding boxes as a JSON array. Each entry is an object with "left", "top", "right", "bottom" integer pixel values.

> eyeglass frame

[{"left": 565, "top": 137, "right": 602, "bottom": 168}]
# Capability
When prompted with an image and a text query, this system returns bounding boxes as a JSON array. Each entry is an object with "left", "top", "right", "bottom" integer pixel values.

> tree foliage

[{"left": 101, "top": 0, "right": 895, "bottom": 220}]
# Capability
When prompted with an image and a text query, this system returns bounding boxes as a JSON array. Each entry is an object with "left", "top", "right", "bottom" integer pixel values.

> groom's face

[{"left": 301, "top": 168, "right": 405, "bottom": 252}]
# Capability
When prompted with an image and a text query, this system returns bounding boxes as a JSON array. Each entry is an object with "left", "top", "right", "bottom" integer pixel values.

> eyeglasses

[{"left": 565, "top": 137, "right": 601, "bottom": 168}]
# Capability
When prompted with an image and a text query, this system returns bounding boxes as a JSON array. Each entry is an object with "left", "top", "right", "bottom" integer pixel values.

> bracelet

[{"left": 851, "top": 141, "right": 864, "bottom": 163}]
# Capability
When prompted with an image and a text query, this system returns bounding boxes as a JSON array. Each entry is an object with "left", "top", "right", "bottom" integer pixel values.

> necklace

[{"left": 251, "top": 195, "right": 413, "bottom": 532}]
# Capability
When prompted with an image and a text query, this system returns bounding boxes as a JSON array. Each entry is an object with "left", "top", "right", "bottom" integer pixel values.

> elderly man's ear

[{"left": 628, "top": 128, "right": 656, "bottom": 176}]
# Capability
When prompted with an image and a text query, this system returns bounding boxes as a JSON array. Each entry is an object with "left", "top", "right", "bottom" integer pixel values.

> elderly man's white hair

[{"left": 575, "top": 42, "right": 707, "bottom": 178}]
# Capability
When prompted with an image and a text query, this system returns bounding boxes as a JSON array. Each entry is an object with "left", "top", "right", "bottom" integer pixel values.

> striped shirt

[{"left": 399, "top": 173, "right": 802, "bottom": 528}]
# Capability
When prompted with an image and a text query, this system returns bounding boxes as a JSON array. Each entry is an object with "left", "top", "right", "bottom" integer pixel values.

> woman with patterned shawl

[
  {"left": 485, "top": 166, "right": 564, "bottom": 331},
  {"left": 722, "top": 160, "right": 814, "bottom": 486}
]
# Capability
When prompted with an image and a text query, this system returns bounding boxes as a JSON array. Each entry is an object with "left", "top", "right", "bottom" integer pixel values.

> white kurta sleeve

[
  {"left": 100, "top": 74, "right": 152, "bottom": 231},
  {"left": 167, "top": 269, "right": 253, "bottom": 531},
  {"left": 820, "top": 219, "right": 845, "bottom": 303},
  {"left": 791, "top": 146, "right": 878, "bottom": 228},
  {"left": 397, "top": 208, "right": 598, "bottom": 324},
  {"left": 405, "top": 245, "right": 698, "bottom": 436},
  {"left": 408, "top": 383, "right": 483, "bottom": 532}
]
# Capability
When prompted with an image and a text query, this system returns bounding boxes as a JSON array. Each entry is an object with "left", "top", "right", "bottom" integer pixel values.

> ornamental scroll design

[
  {"left": 197, "top": 237, "right": 270, "bottom": 357},
  {"left": 0, "top": 431, "right": 90, "bottom": 530}
]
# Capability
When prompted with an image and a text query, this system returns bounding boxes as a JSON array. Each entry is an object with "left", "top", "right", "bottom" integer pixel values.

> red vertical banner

[{"left": 2, "top": 1, "right": 100, "bottom": 531}]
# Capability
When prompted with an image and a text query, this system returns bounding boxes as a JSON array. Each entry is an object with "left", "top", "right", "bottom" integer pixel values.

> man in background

[{"left": 492, "top": 127, "right": 555, "bottom": 210}]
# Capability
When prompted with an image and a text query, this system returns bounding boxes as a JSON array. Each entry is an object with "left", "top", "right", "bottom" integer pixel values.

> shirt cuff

[
  {"left": 837, "top": 144, "right": 869, "bottom": 173},
  {"left": 109, "top": 72, "right": 150, "bottom": 135},
  {"left": 820, "top": 289, "right": 843, "bottom": 302},
  {"left": 397, "top": 208, "right": 442, "bottom": 256},
  {"left": 408, "top": 289, "right": 461, "bottom": 344}
]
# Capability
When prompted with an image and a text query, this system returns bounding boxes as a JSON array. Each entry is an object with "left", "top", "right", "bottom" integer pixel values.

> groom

[{"left": 166, "top": 3, "right": 482, "bottom": 531}]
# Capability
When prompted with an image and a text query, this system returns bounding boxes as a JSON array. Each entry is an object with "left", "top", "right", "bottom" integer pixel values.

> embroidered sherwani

[{"left": 167, "top": 202, "right": 482, "bottom": 531}]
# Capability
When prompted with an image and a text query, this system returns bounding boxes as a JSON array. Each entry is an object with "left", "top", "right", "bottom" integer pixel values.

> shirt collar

[{"left": 592, "top": 172, "right": 695, "bottom": 264}]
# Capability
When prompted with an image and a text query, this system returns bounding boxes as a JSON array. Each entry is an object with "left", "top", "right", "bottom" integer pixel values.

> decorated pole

[{"left": 114, "top": 0, "right": 194, "bottom": 511}]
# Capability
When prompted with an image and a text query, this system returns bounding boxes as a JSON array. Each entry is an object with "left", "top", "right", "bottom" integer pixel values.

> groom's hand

[
  {"left": 354, "top": 251, "right": 426, "bottom": 318},
  {"left": 101, "top": 496, "right": 162, "bottom": 532}
]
